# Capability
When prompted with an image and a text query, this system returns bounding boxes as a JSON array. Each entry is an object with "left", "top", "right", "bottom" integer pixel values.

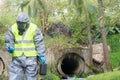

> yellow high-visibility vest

[{"left": 11, "top": 23, "right": 37, "bottom": 57}]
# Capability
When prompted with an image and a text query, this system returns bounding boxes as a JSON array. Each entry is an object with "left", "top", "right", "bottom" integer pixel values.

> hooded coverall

[{"left": 5, "top": 23, "right": 46, "bottom": 80}]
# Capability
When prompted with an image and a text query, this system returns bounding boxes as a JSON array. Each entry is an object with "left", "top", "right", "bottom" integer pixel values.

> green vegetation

[
  {"left": 110, "top": 52, "right": 120, "bottom": 68},
  {"left": 107, "top": 34, "right": 120, "bottom": 68},
  {"left": 86, "top": 34, "right": 120, "bottom": 80},
  {"left": 42, "top": 73, "right": 60, "bottom": 80},
  {"left": 86, "top": 71, "right": 120, "bottom": 80},
  {"left": 44, "top": 35, "right": 71, "bottom": 48},
  {"left": 96, "top": 34, "right": 120, "bottom": 68},
  {"left": 107, "top": 34, "right": 120, "bottom": 52}
]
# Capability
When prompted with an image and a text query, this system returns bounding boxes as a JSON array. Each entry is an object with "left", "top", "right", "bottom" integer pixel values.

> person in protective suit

[{"left": 5, "top": 12, "right": 46, "bottom": 80}]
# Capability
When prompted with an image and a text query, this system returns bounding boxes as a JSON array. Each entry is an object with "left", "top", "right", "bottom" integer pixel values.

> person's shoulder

[
  {"left": 8, "top": 23, "right": 16, "bottom": 32},
  {"left": 11, "top": 23, "right": 17, "bottom": 27},
  {"left": 30, "top": 22, "right": 37, "bottom": 26},
  {"left": 9, "top": 23, "right": 17, "bottom": 30},
  {"left": 29, "top": 23, "right": 39, "bottom": 30}
]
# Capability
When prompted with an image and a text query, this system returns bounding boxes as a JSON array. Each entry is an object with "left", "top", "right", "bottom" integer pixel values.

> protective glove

[
  {"left": 38, "top": 55, "right": 46, "bottom": 64},
  {"left": 6, "top": 46, "right": 14, "bottom": 53}
]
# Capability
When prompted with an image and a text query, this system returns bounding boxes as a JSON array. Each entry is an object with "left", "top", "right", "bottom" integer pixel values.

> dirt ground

[{"left": 0, "top": 48, "right": 11, "bottom": 77}]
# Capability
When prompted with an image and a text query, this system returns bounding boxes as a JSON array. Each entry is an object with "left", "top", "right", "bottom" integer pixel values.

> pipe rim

[{"left": 57, "top": 52, "right": 85, "bottom": 77}]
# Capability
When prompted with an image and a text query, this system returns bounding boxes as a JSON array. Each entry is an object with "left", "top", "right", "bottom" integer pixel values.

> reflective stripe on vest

[{"left": 11, "top": 23, "right": 37, "bottom": 57}]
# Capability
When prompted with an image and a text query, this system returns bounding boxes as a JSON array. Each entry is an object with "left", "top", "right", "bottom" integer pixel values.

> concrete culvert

[{"left": 57, "top": 52, "right": 85, "bottom": 77}]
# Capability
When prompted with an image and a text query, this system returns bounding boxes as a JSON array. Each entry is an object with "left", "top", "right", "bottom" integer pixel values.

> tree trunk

[
  {"left": 98, "top": 0, "right": 112, "bottom": 71},
  {"left": 87, "top": 18, "right": 93, "bottom": 65},
  {"left": 83, "top": 1, "right": 93, "bottom": 71}
]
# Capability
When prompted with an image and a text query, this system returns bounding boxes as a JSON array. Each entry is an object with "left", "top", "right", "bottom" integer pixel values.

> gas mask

[{"left": 17, "top": 22, "right": 28, "bottom": 35}]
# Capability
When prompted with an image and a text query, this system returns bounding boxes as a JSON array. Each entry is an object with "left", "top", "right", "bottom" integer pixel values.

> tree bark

[
  {"left": 87, "top": 17, "right": 93, "bottom": 65},
  {"left": 98, "top": 0, "right": 112, "bottom": 71},
  {"left": 83, "top": 1, "right": 93, "bottom": 71}
]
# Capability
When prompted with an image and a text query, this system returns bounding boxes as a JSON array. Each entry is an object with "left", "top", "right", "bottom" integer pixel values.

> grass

[
  {"left": 110, "top": 52, "right": 120, "bottom": 68},
  {"left": 107, "top": 34, "right": 120, "bottom": 52},
  {"left": 107, "top": 34, "right": 120, "bottom": 68},
  {"left": 42, "top": 73, "right": 60, "bottom": 80},
  {"left": 44, "top": 35, "right": 71, "bottom": 48},
  {"left": 86, "top": 70, "right": 120, "bottom": 80}
]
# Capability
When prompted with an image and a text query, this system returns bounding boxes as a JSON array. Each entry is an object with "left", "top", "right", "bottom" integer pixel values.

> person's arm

[
  {"left": 5, "top": 27, "right": 15, "bottom": 53},
  {"left": 34, "top": 27, "right": 46, "bottom": 63}
]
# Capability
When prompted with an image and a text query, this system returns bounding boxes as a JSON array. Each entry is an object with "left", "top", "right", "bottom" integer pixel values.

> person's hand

[
  {"left": 6, "top": 46, "right": 14, "bottom": 53},
  {"left": 39, "top": 55, "right": 46, "bottom": 64}
]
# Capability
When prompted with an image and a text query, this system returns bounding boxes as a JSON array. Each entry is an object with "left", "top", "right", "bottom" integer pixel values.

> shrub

[
  {"left": 107, "top": 34, "right": 120, "bottom": 52},
  {"left": 87, "top": 71, "right": 120, "bottom": 80},
  {"left": 110, "top": 52, "right": 120, "bottom": 68},
  {"left": 42, "top": 73, "right": 60, "bottom": 80}
]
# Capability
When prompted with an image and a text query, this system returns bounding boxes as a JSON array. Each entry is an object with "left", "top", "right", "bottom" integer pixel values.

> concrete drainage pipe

[{"left": 57, "top": 52, "right": 85, "bottom": 77}]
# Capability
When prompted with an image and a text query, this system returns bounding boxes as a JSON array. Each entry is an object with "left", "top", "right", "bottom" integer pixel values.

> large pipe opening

[
  {"left": 61, "top": 53, "right": 79, "bottom": 74},
  {"left": 57, "top": 52, "right": 85, "bottom": 77}
]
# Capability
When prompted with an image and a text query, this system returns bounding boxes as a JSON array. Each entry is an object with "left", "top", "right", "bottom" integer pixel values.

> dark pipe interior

[{"left": 61, "top": 53, "right": 80, "bottom": 75}]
